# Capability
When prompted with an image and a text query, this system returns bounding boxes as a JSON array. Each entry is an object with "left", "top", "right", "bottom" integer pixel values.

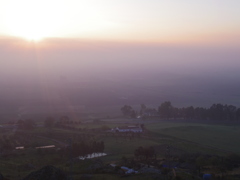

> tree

[
  {"left": 224, "top": 105, "right": 237, "bottom": 121},
  {"left": 236, "top": 108, "right": 240, "bottom": 121},
  {"left": 121, "top": 105, "right": 134, "bottom": 117},
  {"left": 130, "top": 110, "right": 137, "bottom": 118},
  {"left": 134, "top": 146, "right": 144, "bottom": 160},
  {"left": 195, "top": 107, "right": 208, "bottom": 120},
  {"left": 171, "top": 107, "right": 179, "bottom": 119},
  {"left": 140, "top": 104, "right": 147, "bottom": 115},
  {"left": 185, "top": 106, "right": 195, "bottom": 119},
  {"left": 44, "top": 117, "right": 55, "bottom": 128},
  {"left": 158, "top": 101, "right": 173, "bottom": 119},
  {"left": 144, "top": 146, "right": 156, "bottom": 160},
  {"left": 134, "top": 146, "right": 156, "bottom": 160},
  {"left": 99, "top": 141, "right": 104, "bottom": 153}
]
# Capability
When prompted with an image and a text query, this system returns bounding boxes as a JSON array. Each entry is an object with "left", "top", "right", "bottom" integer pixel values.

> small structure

[
  {"left": 203, "top": 174, "right": 212, "bottom": 180},
  {"left": 35, "top": 145, "right": 55, "bottom": 149},
  {"left": 16, "top": 146, "right": 24, "bottom": 150},
  {"left": 79, "top": 152, "right": 107, "bottom": 160},
  {"left": 121, "top": 166, "right": 138, "bottom": 174},
  {"left": 111, "top": 126, "right": 143, "bottom": 133}
]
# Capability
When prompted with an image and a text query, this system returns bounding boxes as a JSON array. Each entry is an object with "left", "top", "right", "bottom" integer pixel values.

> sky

[
  {"left": 0, "top": 1, "right": 240, "bottom": 109},
  {"left": 0, "top": 0, "right": 240, "bottom": 44}
]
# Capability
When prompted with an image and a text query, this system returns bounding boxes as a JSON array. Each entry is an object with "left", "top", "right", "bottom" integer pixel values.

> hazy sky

[
  {"left": 0, "top": 1, "right": 240, "bottom": 108},
  {"left": 0, "top": 0, "right": 239, "bottom": 77},
  {"left": 0, "top": 0, "right": 240, "bottom": 44}
]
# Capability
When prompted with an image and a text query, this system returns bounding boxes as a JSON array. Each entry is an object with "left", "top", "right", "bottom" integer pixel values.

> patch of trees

[
  {"left": 17, "top": 119, "right": 35, "bottom": 130},
  {"left": 158, "top": 101, "right": 240, "bottom": 121},
  {"left": 121, "top": 105, "right": 136, "bottom": 118},
  {"left": 55, "top": 116, "right": 81, "bottom": 127},
  {"left": 134, "top": 146, "right": 156, "bottom": 160},
  {"left": 107, "top": 131, "right": 142, "bottom": 140},
  {"left": 62, "top": 140, "right": 105, "bottom": 158},
  {"left": 122, "top": 102, "right": 240, "bottom": 121},
  {"left": 0, "top": 131, "right": 54, "bottom": 153}
]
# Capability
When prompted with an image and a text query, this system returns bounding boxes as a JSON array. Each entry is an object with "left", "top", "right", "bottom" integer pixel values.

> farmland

[{"left": 0, "top": 117, "right": 240, "bottom": 179}]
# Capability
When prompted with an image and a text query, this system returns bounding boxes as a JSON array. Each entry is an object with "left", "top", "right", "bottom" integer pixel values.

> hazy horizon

[
  {"left": 0, "top": 37, "right": 240, "bottom": 113},
  {"left": 0, "top": 1, "right": 240, "bottom": 113}
]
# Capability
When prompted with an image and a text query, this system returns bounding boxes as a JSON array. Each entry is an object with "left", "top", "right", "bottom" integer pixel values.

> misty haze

[
  {"left": 0, "top": 0, "right": 240, "bottom": 179},
  {"left": 1, "top": 40, "right": 240, "bottom": 115}
]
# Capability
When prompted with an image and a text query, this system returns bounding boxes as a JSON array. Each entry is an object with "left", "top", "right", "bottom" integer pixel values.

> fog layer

[{"left": 1, "top": 38, "right": 240, "bottom": 113}]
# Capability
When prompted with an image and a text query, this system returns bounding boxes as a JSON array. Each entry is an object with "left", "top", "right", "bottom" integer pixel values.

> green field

[{"left": 146, "top": 122, "right": 240, "bottom": 154}]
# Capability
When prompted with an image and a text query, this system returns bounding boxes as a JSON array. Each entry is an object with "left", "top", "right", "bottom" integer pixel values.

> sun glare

[
  {"left": 3, "top": 0, "right": 66, "bottom": 41},
  {"left": 2, "top": 0, "right": 123, "bottom": 42}
]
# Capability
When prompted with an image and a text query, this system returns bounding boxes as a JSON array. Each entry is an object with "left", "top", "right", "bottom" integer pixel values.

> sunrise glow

[
  {"left": 2, "top": 0, "right": 67, "bottom": 41},
  {"left": 1, "top": 0, "right": 122, "bottom": 42},
  {"left": 0, "top": 0, "right": 239, "bottom": 44}
]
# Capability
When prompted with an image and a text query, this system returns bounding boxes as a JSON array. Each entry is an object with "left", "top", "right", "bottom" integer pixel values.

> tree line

[
  {"left": 59, "top": 140, "right": 104, "bottom": 158},
  {"left": 121, "top": 101, "right": 240, "bottom": 121}
]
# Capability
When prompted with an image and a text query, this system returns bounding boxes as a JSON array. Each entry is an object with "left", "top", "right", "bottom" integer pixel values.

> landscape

[
  {"left": 1, "top": 0, "right": 240, "bottom": 179},
  {"left": 0, "top": 102, "right": 240, "bottom": 179}
]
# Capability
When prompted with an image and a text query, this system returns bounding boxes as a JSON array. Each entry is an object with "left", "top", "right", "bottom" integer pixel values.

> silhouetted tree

[
  {"left": 130, "top": 110, "right": 137, "bottom": 118},
  {"left": 171, "top": 107, "right": 179, "bottom": 119},
  {"left": 134, "top": 146, "right": 144, "bottom": 160},
  {"left": 70, "top": 140, "right": 104, "bottom": 158},
  {"left": 236, "top": 108, "right": 240, "bottom": 121},
  {"left": 121, "top": 105, "right": 134, "bottom": 117},
  {"left": 151, "top": 101, "right": 240, "bottom": 121},
  {"left": 224, "top": 105, "right": 237, "bottom": 121},
  {"left": 140, "top": 104, "right": 147, "bottom": 115},
  {"left": 209, "top": 104, "right": 225, "bottom": 120},
  {"left": 99, "top": 141, "right": 104, "bottom": 153},
  {"left": 158, "top": 101, "right": 173, "bottom": 119},
  {"left": 195, "top": 107, "right": 208, "bottom": 120},
  {"left": 185, "top": 106, "right": 195, "bottom": 119}
]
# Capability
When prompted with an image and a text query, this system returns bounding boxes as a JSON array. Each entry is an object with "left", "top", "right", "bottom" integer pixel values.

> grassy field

[
  {"left": 41, "top": 119, "right": 240, "bottom": 157},
  {"left": 146, "top": 121, "right": 240, "bottom": 154}
]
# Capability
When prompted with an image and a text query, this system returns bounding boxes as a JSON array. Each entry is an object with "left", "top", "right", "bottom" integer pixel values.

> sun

[
  {"left": 2, "top": 0, "right": 123, "bottom": 41},
  {"left": 9, "top": 23, "right": 48, "bottom": 42},
  {"left": 3, "top": 0, "right": 66, "bottom": 41}
]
